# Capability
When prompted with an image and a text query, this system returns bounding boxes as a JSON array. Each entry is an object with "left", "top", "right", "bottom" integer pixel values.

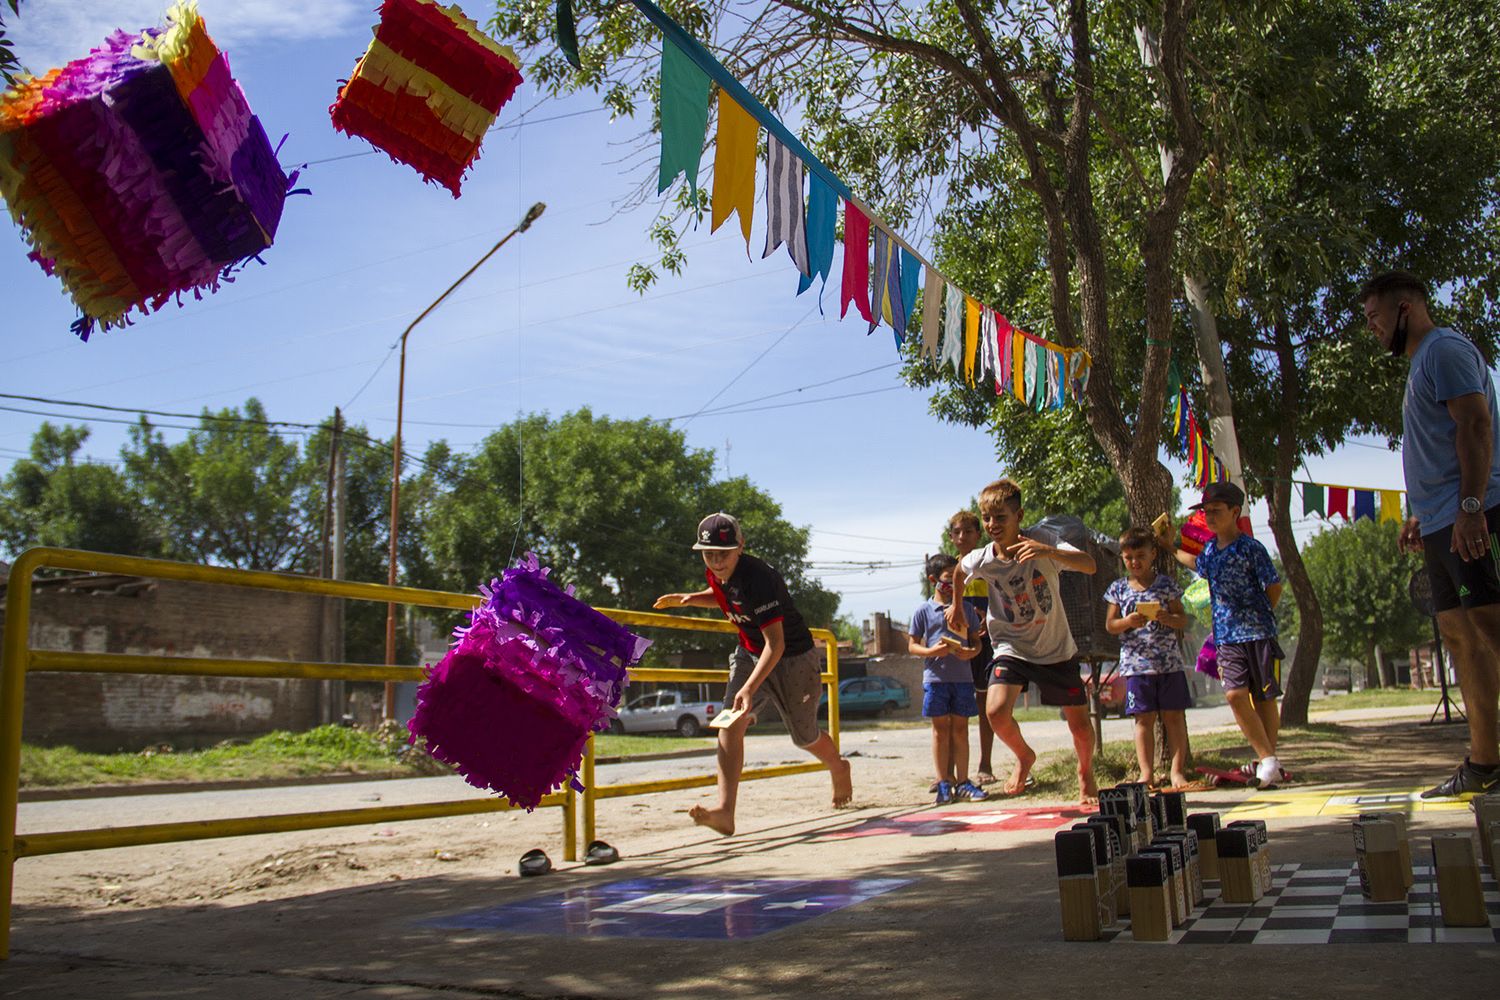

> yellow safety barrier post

[
  {"left": 579, "top": 609, "right": 840, "bottom": 845},
  {"left": 0, "top": 548, "right": 572, "bottom": 959}
]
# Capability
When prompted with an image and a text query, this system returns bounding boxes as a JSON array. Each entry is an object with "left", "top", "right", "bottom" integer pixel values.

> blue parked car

[{"left": 820, "top": 675, "right": 911, "bottom": 716}]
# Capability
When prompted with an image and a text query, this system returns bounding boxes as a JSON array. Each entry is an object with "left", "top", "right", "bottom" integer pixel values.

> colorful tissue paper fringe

[
  {"left": 330, "top": 0, "right": 522, "bottom": 196},
  {"left": 0, "top": 3, "right": 290, "bottom": 341},
  {"left": 408, "top": 555, "right": 650, "bottom": 809}
]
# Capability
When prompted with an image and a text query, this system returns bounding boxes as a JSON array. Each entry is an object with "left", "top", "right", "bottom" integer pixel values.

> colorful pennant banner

[
  {"left": 563, "top": 0, "right": 1090, "bottom": 410},
  {"left": 1300, "top": 481, "right": 1404, "bottom": 525},
  {"left": 1166, "top": 365, "right": 1231, "bottom": 488}
]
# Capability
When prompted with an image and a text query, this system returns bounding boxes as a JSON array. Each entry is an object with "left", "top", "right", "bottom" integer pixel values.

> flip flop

[
  {"left": 583, "top": 840, "right": 621, "bottom": 866},
  {"left": 518, "top": 848, "right": 552, "bottom": 877}
]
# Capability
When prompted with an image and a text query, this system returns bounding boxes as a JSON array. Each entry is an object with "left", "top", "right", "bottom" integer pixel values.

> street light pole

[{"left": 383, "top": 202, "right": 546, "bottom": 718}]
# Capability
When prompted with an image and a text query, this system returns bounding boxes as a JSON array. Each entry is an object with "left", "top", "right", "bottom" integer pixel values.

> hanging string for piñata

[
  {"left": 407, "top": 554, "right": 650, "bottom": 810},
  {"left": 330, "top": 0, "right": 523, "bottom": 197},
  {"left": 0, "top": 2, "right": 291, "bottom": 341}
]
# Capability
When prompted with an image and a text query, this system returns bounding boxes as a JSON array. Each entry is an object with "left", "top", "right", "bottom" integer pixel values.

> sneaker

[
  {"left": 935, "top": 780, "right": 954, "bottom": 806},
  {"left": 1420, "top": 758, "right": 1500, "bottom": 799},
  {"left": 954, "top": 780, "right": 989, "bottom": 802},
  {"left": 1255, "top": 756, "right": 1282, "bottom": 789}
]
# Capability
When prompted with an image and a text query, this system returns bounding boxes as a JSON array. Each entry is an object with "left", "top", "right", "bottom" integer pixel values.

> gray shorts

[{"left": 728, "top": 645, "right": 825, "bottom": 747}]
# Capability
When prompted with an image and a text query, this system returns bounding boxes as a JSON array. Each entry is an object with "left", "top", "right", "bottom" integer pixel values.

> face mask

[{"left": 1389, "top": 306, "right": 1409, "bottom": 357}]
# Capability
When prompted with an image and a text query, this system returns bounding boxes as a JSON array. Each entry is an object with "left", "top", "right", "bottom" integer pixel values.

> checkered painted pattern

[{"left": 1101, "top": 863, "right": 1500, "bottom": 944}]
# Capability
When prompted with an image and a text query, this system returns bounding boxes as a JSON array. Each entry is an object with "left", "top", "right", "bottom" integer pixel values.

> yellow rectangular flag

[
  {"left": 1378, "top": 489, "right": 1402, "bottom": 524},
  {"left": 963, "top": 295, "right": 980, "bottom": 386},
  {"left": 710, "top": 91, "right": 757, "bottom": 247}
]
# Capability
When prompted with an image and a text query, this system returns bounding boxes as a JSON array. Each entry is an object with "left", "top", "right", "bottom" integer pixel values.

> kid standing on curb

[
  {"left": 909, "top": 554, "right": 989, "bottom": 805},
  {"left": 1105, "top": 528, "right": 1191, "bottom": 789},
  {"left": 1171, "top": 482, "right": 1286, "bottom": 788},
  {"left": 947, "top": 479, "right": 1099, "bottom": 803},
  {"left": 949, "top": 510, "right": 999, "bottom": 785},
  {"left": 654, "top": 513, "right": 853, "bottom": 835}
]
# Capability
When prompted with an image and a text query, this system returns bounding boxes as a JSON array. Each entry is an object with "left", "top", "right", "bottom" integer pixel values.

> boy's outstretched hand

[{"left": 653, "top": 593, "right": 690, "bottom": 610}]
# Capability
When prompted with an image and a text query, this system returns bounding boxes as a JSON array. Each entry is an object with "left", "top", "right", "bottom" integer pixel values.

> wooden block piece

[
  {"left": 1055, "top": 829, "right": 1098, "bottom": 878},
  {"left": 1159, "top": 790, "right": 1188, "bottom": 830},
  {"left": 1432, "top": 832, "right": 1488, "bottom": 927},
  {"left": 1126, "top": 853, "right": 1171, "bottom": 942},
  {"left": 1475, "top": 796, "right": 1500, "bottom": 872},
  {"left": 1059, "top": 875, "right": 1103, "bottom": 941},
  {"left": 1352, "top": 817, "right": 1407, "bottom": 902},
  {"left": 1358, "top": 811, "right": 1413, "bottom": 890},
  {"left": 1140, "top": 843, "right": 1186, "bottom": 927},
  {"left": 1215, "top": 826, "right": 1260, "bottom": 903},
  {"left": 1228, "top": 819, "right": 1271, "bottom": 893},
  {"left": 1187, "top": 813, "right": 1221, "bottom": 881}
]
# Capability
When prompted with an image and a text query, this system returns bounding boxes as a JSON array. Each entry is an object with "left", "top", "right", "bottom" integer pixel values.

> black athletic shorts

[
  {"left": 970, "top": 632, "right": 994, "bottom": 691},
  {"left": 1422, "top": 504, "right": 1500, "bottom": 612},
  {"left": 991, "top": 655, "right": 1087, "bottom": 706}
]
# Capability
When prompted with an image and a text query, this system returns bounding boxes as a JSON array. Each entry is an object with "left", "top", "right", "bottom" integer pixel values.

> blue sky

[{"left": 2, "top": 1, "right": 1404, "bottom": 624}]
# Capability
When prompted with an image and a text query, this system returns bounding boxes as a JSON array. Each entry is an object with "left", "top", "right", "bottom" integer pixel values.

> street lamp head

[{"left": 520, "top": 202, "right": 546, "bottom": 231}]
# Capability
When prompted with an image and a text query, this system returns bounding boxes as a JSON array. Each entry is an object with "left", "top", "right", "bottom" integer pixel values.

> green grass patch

[
  {"left": 21, "top": 724, "right": 718, "bottom": 789},
  {"left": 1018, "top": 722, "right": 1360, "bottom": 800},
  {"left": 592, "top": 733, "right": 713, "bottom": 757},
  {"left": 1310, "top": 688, "right": 1440, "bottom": 712}
]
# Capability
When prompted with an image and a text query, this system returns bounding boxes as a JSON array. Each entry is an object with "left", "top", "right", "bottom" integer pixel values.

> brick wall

[{"left": 2, "top": 578, "right": 326, "bottom": 751}]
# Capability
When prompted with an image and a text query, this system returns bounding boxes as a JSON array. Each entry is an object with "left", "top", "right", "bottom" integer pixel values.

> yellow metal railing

[{"left": 0, "top": 547, "right": 841, "bottom": 959}]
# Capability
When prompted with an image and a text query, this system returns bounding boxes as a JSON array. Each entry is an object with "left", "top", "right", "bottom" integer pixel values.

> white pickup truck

[{"left": 610, "top": 690, "right": 720, "bottom": 737}]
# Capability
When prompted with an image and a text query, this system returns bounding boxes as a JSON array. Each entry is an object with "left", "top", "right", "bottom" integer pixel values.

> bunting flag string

[
  {"left": 563, "top": 0, "right": 1090, "bottom": 409},
  {"left": 1166, "top": 364, "right": 1231, "bottom": 488},
  {"left": 1297, "top": 479, "right": 1404, "bottom": 525}
]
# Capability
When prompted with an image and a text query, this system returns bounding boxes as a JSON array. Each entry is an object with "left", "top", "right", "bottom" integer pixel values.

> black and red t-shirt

[{"left": 705, "top": 554, "right": 815, "bottom": 656}]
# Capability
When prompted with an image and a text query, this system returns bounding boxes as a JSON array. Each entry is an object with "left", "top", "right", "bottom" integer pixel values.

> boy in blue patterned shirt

[
  {"left": 1172, "top": 482, "right": 1285, "bottom": 788},
  {"left": 1106, "top": 528, "right": 1192, "bottom": 788}
]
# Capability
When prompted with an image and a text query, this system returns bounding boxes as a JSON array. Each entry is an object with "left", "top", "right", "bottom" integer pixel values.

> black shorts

[
  {"left": 991, "top": 655, "right": 1087, "bottom": 706},
  {"left": 1422, "top": 505, "right": 1500, "bottom": 612},
  {"left": 1216, "top": 638, "right": 1284, "bottom": 702},
  {"left": 970, "top": 632, "right": 994, "bottom": 691}
]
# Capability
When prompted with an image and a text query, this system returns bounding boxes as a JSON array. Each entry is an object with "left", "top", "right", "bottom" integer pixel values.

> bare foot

[
  {"left": 1139, "top": 773, "right": 1156, "bottom": 789},
  {"left": 976, "top": 771, "right": 998, "bottom": 786},
  {"left": 1078, "top": 770, "right": 1099, "bottom": 806},
  {"left": 831, "top": 757, "right": 853, "bottom": 807},
  {"left": 1002, "top": 749, "right": 1037, "bottom": 795},
  {"left": 689, "top": 804, "right": 735, "bottom": 836},
  {"left": 1169, "top": 773, "right": 1190, "bottom": 790}
]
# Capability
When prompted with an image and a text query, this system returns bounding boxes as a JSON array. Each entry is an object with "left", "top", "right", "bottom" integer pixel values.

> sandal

[
  {"left": 583, "top": 840, "right": 621, "bottom": 866},
  {"left": 518, "top": 848, "right": 552, "bottom": 877}
]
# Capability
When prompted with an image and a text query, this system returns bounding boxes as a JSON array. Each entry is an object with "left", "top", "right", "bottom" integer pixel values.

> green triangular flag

[
  {"left": 657, "top": 41, "right": 712, "bottom": 201},
  {"left": 1303, "top": 482, "right": 1325, "bottom": 518},
  {"left": 555, "top": 0, "right": 581, "bottom": 70}
]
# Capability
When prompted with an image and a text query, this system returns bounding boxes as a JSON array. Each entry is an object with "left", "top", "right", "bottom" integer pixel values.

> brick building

[{"left": 0, "top": 571, "right": 335, "bottom": 751}]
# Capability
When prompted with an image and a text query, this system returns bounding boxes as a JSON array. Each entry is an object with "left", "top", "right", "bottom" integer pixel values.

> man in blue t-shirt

[
  {"left": 1363, "top": 270, "right": 1500, "bottom": 798},
  {"left": 1172, "top": 482, "right": 1285, "bottom": 788}
]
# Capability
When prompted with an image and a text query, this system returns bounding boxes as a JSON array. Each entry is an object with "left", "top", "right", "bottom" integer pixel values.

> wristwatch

[{"left": 1461, "top": 496, "right": 1483, "bottom": 515}]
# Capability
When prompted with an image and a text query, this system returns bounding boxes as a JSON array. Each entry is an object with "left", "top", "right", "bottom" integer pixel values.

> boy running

[{"left": 654, "top": 513, "right": 853, "bottom": 835}]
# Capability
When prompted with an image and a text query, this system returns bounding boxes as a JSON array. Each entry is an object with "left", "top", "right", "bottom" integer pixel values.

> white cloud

[{"left": 7, "top": 0, "right": 373, "bottom": 72}]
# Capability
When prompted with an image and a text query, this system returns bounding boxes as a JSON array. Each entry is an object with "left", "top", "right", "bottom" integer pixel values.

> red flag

[
  {"left": 1328, "top": 487, "right": 1349, "bottom": 520},
  {"left": 840, "top": 203, "right": 872, "bottom": 322}
]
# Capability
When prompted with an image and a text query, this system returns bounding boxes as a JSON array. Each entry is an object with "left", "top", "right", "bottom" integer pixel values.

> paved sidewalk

[{"left": 3, "top": 706, "right": 1494, "bottom": 998}]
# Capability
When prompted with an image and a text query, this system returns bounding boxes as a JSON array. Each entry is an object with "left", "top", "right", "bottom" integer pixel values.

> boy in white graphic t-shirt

[{"left": 948, "top": 478, "right": 1099, "bottom": 803}]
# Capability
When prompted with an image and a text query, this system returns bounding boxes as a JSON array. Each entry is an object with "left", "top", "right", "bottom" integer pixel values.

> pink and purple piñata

[
  {"left": 0, "top": 3, "right": 293, "bottom": 340},
  {"left": 408, "top": 555, "right": 650, "bottom": 810}
]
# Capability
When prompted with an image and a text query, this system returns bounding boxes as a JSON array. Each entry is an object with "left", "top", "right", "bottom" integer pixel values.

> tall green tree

[
  {"left": 493, "top": 0, "right": 1287, "bottom": 530},
  {"left": 1300, "top": 519, "right": 1427, "bottom": 688},
  {"left": 0, "top": 423, "right": 158, "bottom": 557},
  {"left": 1182, "top": 0, "right": 1500, "bottom": 722},
  {"left": 412, "top": 408, "right": 839, "bottom": 631}
]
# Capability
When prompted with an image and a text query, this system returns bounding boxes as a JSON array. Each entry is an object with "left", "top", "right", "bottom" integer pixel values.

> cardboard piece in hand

[
  {"left": 1136, "top": 601, "right": 1161, "bottom": 620},
  {"left": 1152, "top": 513, "right": 1172, "bottom": 540},
  {"left": 940, "top": 633, "right": 971, "bottom": 651},
  {"left": 709, "top": 706, "right": 750, "bottom": 729}
]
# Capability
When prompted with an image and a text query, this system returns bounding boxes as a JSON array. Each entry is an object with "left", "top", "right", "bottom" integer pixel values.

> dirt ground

[{"left": 9, "top": 709, "right": 1477, "bottom": 918}]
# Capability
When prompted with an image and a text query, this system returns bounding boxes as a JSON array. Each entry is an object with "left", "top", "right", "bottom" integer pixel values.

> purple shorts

[
  {"left": 1216, "top": 638, "right": 1284, "bottom": 702},
  {"left": 1124, "top": 672, "right": 1191, "bottom": 716}
]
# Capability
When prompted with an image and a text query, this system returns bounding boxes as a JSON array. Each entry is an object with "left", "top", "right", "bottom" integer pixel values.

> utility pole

[{"left": 319, "top": 409, "right": 346, "bottom": 725}]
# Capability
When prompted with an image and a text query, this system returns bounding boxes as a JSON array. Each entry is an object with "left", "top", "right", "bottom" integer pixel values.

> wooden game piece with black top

[
  {"left": 1099, "top": 788, "right": 1142, "bottom": 853},
  {"left": 1158, "top": 790, "right": 1187, "bottom": 831},
  {"left": 1352, "top": 816, "right": 1406, "bottom": 902},
  {"left": 1140, "top": 841, "right": 1187, "bottom": 927},
  {"left": 1157, "top": 830, "right": 1203, "bottom": 906},
  {"left": 1187, "top": 813, "right": 1220, "bottom": 881},
  {"left": 1215, "top": 825, "right": 1260, "bottom": 903},
  {"left": 1074, "top": 821, "right": 1120, "bottom": 927},
  {"left": 1227, "top": 819, "right": 1270, "bottom": 894},
  {"left": 1474, "top": 795, "right": 1500, "bottom": 872},
  {"left": 1055, "top": 828, "right": 1104, "bottom": 940},
  {"left": 1432, "top": 832, "right": 1488, "bottom": 927},
  {"left": 1126, "top": 853, "right": 1173, "bottom": 942},
  {"left": 1087, "top": 812, "right": 1133, "bottom": 917}
]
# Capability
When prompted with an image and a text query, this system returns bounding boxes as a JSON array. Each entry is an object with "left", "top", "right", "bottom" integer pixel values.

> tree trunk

[
  {"left": 1376, "top": 645, "right": 1396, "bottom": 688},
  {"left": 1364, "top": 639, "right": 1382, "bottom": 690},
  {"left": 1267, "top": 317, "right": 1323, "bottom": 726}
]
